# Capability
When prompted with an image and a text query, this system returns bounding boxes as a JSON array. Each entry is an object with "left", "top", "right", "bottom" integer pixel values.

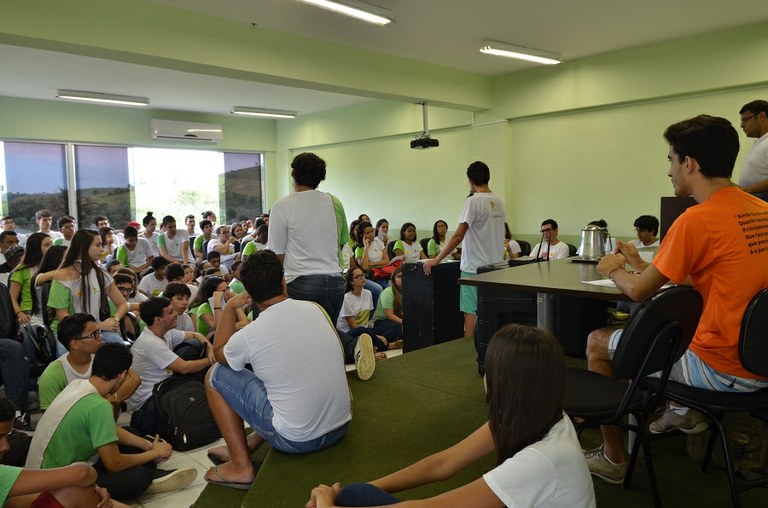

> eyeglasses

[
  {"left": 740, "top": 114, "right": 756, "bottom": 125},
  {"left": 540, "top": 228, "right": 553, "bottom": 233},
  {"left": 352, "top": 274, "right": 365, "bottom": 280},
  {"left": 74, "top": 330, "right": 103, "bottom": 341},
  {"left": 116, "top": 286, "right": 132, "bottom": 294}
]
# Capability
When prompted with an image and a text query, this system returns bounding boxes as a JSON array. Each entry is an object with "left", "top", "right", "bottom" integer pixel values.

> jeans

[
  {"left": 102, "top": 331, "right": 126, "bottom": 345},
  {"left": 336, "top": 483, "right": 400, "bottom": 506},
  {"left": 364, "top": 279, "right": 383, "bottom": 309},
  {"left": 210, "top": 364, "right": 349, "bottom": 453},
  {"left": 0, "top": 338, "right": 28, "bottom": 412},
  {"left": 287, "top": 274, "right": 345, "bottom": 324},
  {"left": 372, "top": 320, "right": 402, "bottom": 344}
]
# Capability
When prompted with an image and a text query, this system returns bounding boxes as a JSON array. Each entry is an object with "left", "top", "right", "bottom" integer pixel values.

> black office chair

[
  {"left": 567, "top": 242, "right": 578, "bottom": 257},
  {"left": 189, "top": 236, "right": 197, "bottom": 257},
  {"left": 565, "top": 286, "right": 703, "bottom": 508},
  {"left": 652, "top": 288, "right": 768, "bottom": 508},
  {"left": 515, "top": 239, "right": 531, "bottom": 256},
  {"left": 386, "top": 240, "right": 396, "bottom": 259},
  {"left": 419, "top": 237, "right": 430, "bottom": 254},
  {"left": 119, "top": 312, "right": 142, "bottom": 346}
]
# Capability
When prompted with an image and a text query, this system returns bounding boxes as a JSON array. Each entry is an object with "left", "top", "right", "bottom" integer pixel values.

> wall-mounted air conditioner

[{"left": 150, "top": 119, "right": 223, "bottom": 143}]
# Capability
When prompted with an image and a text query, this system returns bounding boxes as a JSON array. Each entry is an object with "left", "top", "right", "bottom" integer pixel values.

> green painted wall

[
  {"left": 0, "top": 96, "right": 276, "bottom": 150},
  {"left": 4, "top": 17, "right": 768, "bottom": 243},
  {"left": 270, "top": 21, "right": 768, "bottom": 244},
  {"left": 1, "top": 0, "right": 490, "bottom": 110}
]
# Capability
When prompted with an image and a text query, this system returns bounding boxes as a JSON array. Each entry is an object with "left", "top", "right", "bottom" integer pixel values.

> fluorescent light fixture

[
  {"left": 56, "top": 89, "right": 149, "bottom": 106},
  {"left": 479, "top": 41, "right": 562, "bottom": 65},
  {"left": 231, "top": 107, "right": 297, "bottom": 119},
  {"left": 296, "top": 0, "right": 393, "bottom": 25}
]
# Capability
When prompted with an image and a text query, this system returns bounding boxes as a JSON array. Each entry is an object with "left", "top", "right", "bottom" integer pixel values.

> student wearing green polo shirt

[
  {"left": 10, "top": 232, "right": 51, "bottom": 324},
  {"left": 0, "top": 397, "right": 126, "bottom": 507}
]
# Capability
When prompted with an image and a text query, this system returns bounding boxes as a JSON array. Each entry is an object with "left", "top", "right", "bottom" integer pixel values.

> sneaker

[
  {"left": 583, "top": 445, "right": 627, "bottom": 485},
  {"left": 13, "top": 413, "right": 34, "bottom": 432},
  {"left": 649, "top": 407, "right": 708, "bottom": 435},
  {"left": 354, "top": 334, "right": 376, "bottom": 381},
  {"left": 143, "top": 467, "right": 197, "bottom": 495}
]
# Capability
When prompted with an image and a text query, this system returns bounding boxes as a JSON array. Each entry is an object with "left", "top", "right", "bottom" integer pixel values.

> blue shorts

[
  {"left": 459, "top": 271, "right": 478, "bottom": 315},
  {"left": 608, "top": 329, "right": 768, "bottom": 393},
  {"left": 208, "top": 363, "right": 349, "bottom": 453}
]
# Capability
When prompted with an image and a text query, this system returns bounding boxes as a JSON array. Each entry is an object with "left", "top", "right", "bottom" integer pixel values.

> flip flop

[{"left": 204, "top": 465, "right": 253, "bottom": 491}]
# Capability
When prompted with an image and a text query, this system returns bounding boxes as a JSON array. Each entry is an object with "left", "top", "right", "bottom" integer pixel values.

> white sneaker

[
  {"left": 354, "top": 334, "right": 376, "bottom": 381},
  {"left": 649, "top": 407, "right": 708, "bottom": 434},
  {"left": 144, "top": 467, "right": 197, "bottom": 495}
]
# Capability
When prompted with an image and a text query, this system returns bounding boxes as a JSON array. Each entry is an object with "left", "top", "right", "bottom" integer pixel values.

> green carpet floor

[{"left": 193, "top": 338, "right": 768, "bottom": 508}]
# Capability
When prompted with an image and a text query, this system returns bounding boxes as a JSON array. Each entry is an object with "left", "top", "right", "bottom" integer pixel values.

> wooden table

[{"left": 460, "top": 259, "right": 631, "bottom": 370}]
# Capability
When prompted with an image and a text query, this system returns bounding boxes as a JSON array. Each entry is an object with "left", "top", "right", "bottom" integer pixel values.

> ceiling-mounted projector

[
  {"left": 411, "top": 137, "right": 439, "bottom": 149},
  {"left": 411, "top": 102, "right": 439, "bottom": 149}
]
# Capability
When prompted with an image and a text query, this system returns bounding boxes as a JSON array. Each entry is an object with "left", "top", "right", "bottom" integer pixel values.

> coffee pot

[{"left": 578, "top": 225, "right": 610, "bottom": 260}]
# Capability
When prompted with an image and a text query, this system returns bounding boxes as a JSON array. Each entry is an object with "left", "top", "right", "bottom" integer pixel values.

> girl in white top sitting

[
  {"left": 427, "top": 219, "right": 461, "bottom": 260},
  {"left": 337, "top": 267, "right": 389, "bottom": 355},
  {"left": 308, "top": 324, "right": 596, "bottom": 508},
  {"left": 504, "top": 222, "right": 522, "bottom": 260},
  {"left": 393, "top": 222, "right": 426, "bottom": 262}
]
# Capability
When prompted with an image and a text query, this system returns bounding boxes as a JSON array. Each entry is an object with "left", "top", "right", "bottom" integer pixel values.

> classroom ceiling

[{"left": 3, "top": 0, "right": 768, "bottom": 116}]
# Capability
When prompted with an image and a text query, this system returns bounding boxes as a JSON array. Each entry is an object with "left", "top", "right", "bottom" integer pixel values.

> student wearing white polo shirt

[{"left": 157, "top": 215, "right": 190, "bottom": 265}]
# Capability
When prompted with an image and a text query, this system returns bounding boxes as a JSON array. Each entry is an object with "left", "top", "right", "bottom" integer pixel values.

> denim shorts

[
  {"left": 608, "top": 329, "right": 768, "bottom": 393},
  {"left": 209, "top": 363, "right": 349, "bottom": 453}
]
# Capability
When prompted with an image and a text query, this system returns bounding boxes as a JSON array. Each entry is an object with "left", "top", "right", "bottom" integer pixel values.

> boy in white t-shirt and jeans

[{"left": 204, "top": 250, "right": 352, "bottom": 490}]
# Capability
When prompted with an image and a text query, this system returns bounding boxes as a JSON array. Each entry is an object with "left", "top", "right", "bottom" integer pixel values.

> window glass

[
  {"left": 0, "top": 141, "right": 68, "bottom": 234},
  {"left": 75, "top": 145, "right": 131, "bottom": 229},
  {"left": 222, "top": 152, "right": 264, "bottom": 224},
  {"left": 132, "top": 147, "right": 223, "bottom": 225}
]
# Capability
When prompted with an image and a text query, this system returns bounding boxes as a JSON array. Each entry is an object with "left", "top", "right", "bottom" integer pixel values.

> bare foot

[
  {"left": 206, "top": 445, "right": 231, "bottom": 463},
  {"left": 204, "top": 460, "right": 255, "bottom": 485},
  {"left": 374, "top": 352, "right": 387, "bottom": 360}
]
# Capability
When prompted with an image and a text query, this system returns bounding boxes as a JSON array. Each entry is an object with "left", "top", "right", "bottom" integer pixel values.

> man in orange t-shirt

[{"left": 582, "top": 114, "right": 768, "bottom": 486}]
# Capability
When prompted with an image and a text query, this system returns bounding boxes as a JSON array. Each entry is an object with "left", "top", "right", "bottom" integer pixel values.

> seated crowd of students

[{"left": 2, "top": 206, "right": 664, "bottom": 507}]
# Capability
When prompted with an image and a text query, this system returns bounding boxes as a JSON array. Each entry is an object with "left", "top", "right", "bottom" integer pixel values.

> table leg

[{"left": 536, "top": 292, "right": 556, "bottom": 332}]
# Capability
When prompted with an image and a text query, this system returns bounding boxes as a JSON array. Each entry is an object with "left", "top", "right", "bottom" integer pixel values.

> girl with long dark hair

[
  {"left": 9, "top": 232, "right": 51, "bottom": 324},
  {"left": 47, "top": 229, "right": 128, "bottom": 344},
  {"left": 308, "top": 325, "right": 595, "bottom": 508}
]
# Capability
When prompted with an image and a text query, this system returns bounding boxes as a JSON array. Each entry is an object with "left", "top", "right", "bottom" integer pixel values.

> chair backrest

[
  {"left": 516, "top": 239, "right": 531, "bottom": 256},
  {"left": 119, "top": 312, "right": 142, "bottom": 346},
  {"left": 419, "top": 237, "right": 430, "bottom": 253},
  {"left": 189, "top": 236, "right": 196, "bottom": 256},
  {"left": 739, "top": 288, "right": 768, "bottom": 377},
  {"left": 0, "top": 281, "right": 19, "bottom": 339},
  {"left": 386, "top": 240, "right": 396, "bottom": 259},
  {"left": 613, "top": 286, "right": 702, "bottom": 381},
  {"left": 202, "top": 240, "right": 210, "bottom": 256},
  {"left": 40, "top": 281, "right": 55, "bottom": 328},
  {"left": 567, "top": 243, "right": 578, "bottom": 257}
]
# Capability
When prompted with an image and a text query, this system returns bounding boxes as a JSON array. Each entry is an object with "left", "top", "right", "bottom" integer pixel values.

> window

[
  {"left": 75, "top": 145, "right": 131, "bottom": 229},
  {"left": 0, "top": 141, "right": 68, "bottom": 234},
  {"left": 0, "top": 141, "right": 264, "bottom": 232},
  {"left": 132, "top": 147, "right": 223, "bottom": 226},
  {"left": 222, "top": 152, "right": 264, "bottom": 224}
]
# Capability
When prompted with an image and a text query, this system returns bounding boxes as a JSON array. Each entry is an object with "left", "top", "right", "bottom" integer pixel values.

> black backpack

[
  {"left": 0, "top": 282, "right": 19, "bottom": 339},
  {"left": 152, "top": 376, "right": 220, "bottom": 451}
]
